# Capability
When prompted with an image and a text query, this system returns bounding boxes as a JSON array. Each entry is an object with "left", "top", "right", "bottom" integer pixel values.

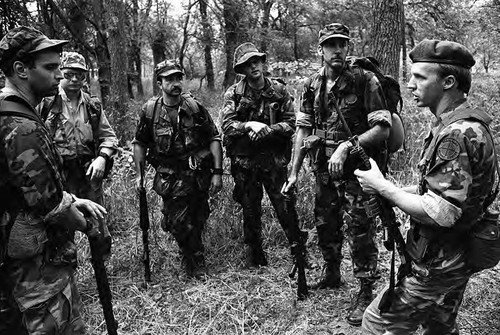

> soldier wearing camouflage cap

[
  {"left": 38, "top": 51, "right": 118, "bottom": 215},
  {"left": 221, "top": 42, "right": 310, "bottom": 270},
  {"left": 133, "top": 59, "right": 223, "bottom": 279},
  {"left": 357, "top": 40, "right": 497, "bottom": 334},
  {"left": 0, "top": 26, "right": 106, "bottom": 334},
  {"left": 283, "top": 22, "right": 390, "bottom": 325}
]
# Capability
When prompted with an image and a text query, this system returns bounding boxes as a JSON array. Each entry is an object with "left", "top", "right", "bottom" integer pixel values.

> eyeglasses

[{"left": 63, "top": 71, "right": 86, "bottom": 81}]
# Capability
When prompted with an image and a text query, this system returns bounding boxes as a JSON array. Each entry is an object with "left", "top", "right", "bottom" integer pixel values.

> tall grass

[{"left": 77, "top": 72, "right": 500, "bottom": 334}]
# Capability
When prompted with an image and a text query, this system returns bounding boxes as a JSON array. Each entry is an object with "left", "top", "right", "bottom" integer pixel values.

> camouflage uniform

[
  {"left": 222, "top": 75, "right": 301, "bottom": 257},
  {"left": 297, "top": 64, "right": 390, "bottom": 281},
  {"left": 0, "top": 26, "right": 87, "bottom": 335},
  {"left": 39, "top": 52, "right": 118, "bottom": 205},
  {"left": 133, "top": 92, "right": 220, "bottom": 273},
  {"left": 363, "top": 102, "right": 496, "bottom": 335}
]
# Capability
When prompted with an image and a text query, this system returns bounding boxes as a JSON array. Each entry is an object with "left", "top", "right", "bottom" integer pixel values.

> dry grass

[{"left": 76, "top": 72, "right": 500, "bottom": 334}]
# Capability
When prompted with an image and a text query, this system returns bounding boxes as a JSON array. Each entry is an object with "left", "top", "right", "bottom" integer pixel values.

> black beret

[{"left": 409, "top": 39, "right": 475, "bottom": 69}]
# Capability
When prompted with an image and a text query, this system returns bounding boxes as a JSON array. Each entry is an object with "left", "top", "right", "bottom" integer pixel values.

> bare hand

[
  {"left": 281, "top": 175, "right": 297, "bottom": 195},
  {"left": 246, "top": 121, "right": 271, "bottom": 141},
  {"left": 354, "top": 157, "right": 385, "bottom": 194},
  {"left": 328, "top": 142, "right": 349, "bottom": 179},
  {"left": 210, "top": 174, "right": 223, "bottom": 195},
  {"left": 74, "top": 196, "right": 107, "bottom": 221},
  {"left": 86, "top": 156, "right": 106, "bottom": 181},
  {"left": 135, "top": 176, "right": 144, "bottom": 194}
]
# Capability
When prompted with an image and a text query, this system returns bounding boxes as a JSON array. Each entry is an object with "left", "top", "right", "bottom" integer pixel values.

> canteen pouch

[
  {"left": 466, "top": 209, "right": 500, "bottom": 272},
  {"left": 406, "top": 225, "right": 430, "bottom": 262}
]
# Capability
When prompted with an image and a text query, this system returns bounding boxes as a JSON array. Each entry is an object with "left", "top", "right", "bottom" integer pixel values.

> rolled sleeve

[
  {"left": 297, "top": 78, "right": 315, "bottom": 129},
  {"left": 96, "top": 110, "right": 119, "bottom": 152},
  {"left": 420, "top": 189, "right": 462, "bottom": 227},
  {"left": 363, "top": 72, "right": 391, "bottom": 127}
]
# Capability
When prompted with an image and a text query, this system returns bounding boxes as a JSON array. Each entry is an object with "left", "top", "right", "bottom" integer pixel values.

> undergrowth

[{"left": 76, "top": 72, "right": 500, "bottom": 335}]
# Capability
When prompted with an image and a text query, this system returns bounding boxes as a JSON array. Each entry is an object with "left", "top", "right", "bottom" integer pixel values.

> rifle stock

[
  {"left": 139, "top": 162, "right": 151, "bottom": 283},
  {"left": 284, "top": 189, "right": 308, "bottom": 300},
  {"left": 87, "top": 217, "right": 118, "bottom": 335}
]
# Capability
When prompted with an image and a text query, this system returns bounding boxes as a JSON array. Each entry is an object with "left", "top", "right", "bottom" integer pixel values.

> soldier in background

[
  {"left": 282, "top": 23, "right": 391, "bottom": 326},
  {"left": 39, "top": 51, "right": 118, "bottom": 206},
  {"left": 358, "top": 40, "right": 495, "bottom": 335},
  {"left": 221, "top": 42, "right": 309, "bottom": 268},
  {"left": 133, "top": 59, "right": 223, "bottom": 279},
  {"left": 0, "top": 26, "right": 106, "bottom": 334}
]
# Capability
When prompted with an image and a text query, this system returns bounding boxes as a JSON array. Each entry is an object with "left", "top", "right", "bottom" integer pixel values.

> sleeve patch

[{"left": 437, "top": 138, "right": 460, "bottom": 161}]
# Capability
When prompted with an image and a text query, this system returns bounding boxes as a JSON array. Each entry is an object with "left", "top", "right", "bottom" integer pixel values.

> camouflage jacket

[
  {"left": 221, "top": 77, "right": 295, "bottom": 161},
  {"left": 0, "top": 88, "right": 78, "bottom": 311},
  {"left": 410, "top": 100, "right": 496, "bottom": 277},
  {"left": 39, "top": 87, "right": 118, "bottom": 161},
  {"left": 133, "top": 94, "right": 220, "bottom": 172}
]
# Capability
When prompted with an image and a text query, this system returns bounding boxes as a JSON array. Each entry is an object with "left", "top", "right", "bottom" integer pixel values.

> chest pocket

[
  {"left": 155, "top": 116, "right": 174, "bottom": 154},
  {"left": 180, "top": 109, "right": 209, "bottom": 151},
  {"left": 339, "top": 93, "right": 367, "bottom": 134}
]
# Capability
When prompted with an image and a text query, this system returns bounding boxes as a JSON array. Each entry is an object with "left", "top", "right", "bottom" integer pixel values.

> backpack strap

[
  {"left": 181, "top": 93, "right": 200, "bottom": 116},
  {"left": 233, "top": 79, "right": 246, "bottom": 108},
  {"left": 0, "top": 94, "right": 43, "bottom": 125}
]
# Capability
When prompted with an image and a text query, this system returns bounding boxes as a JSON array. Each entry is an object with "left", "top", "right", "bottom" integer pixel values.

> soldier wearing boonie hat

[
  {"left": 0, "top": 26, "right": 107, "bottom": 334},
  {"left": 284, "top": 22, "right": 391, "bottom": 326},
  {"left": 360, "top": 40, "right": 495, "bottom": 334},
  {"left": 39, "top": 49, "right": 118, "bottom": 226},
  {"left": 221, "top": 42, "right": 310, "bottom": 272},
  {"left": 133, "top": 59, "right": 223, "bottom": 279}
]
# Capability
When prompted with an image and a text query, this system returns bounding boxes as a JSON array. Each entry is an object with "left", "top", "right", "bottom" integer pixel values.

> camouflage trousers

[
  {"left": 362, "top": 272, "right": 470, "bottom": 334},
  {"left": 153, "top": 168, "right": 211, "bottom": 257},
  {"left": 230, "top": 159, "right": 302, "bottom": 247},
  {"left": 2, "top": 260, "right": 85, "bottom": 335},
  {"left": 314, "top": 169, "right": 378, "bottom": 280}
]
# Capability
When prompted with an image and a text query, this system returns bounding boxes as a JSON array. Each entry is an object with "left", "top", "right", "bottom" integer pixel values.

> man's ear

[
  {"left": 317, "top": 45, "right": 323, "bottom": 57},
  {"left": 443, "top": 75, "right": 457, "bottom": 90},
  {"left": 13, "top": 61, "right": 28, "bottom": 79}
]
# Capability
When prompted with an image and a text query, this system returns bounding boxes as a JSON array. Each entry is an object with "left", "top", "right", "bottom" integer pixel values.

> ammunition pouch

[
  {"left": 406, "top": 224, "right": 431, "bottom": 262},
  {"left": 465, "top": 209, "right": 500, "bottom": 272},
  {"left": 304, "top": 129, "right": 349, "bottom": 167}
]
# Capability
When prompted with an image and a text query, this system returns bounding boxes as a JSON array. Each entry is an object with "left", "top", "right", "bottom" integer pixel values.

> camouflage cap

[
  {"left": 155, "top": 59, "right": 184, "bottom": 78},
  {"left": 233, "top": 42, "right": 267, "bottom": 74},
  {"left": 0, "top": 26, "right": 68, "bottom": 64},
  {"left": 318, "top": 23, "right": 350, "bottom": 45},
  {"left": 409, "top": 39, "right": 475, "bottom": 69},
  {"left": 60, "top": 51, "right": 88, "bottom": 71}
]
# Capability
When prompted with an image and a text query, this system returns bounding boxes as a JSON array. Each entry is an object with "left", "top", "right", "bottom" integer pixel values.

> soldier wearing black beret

[{"left": 357, "top": 40, "right": 498, "bottom": 334}]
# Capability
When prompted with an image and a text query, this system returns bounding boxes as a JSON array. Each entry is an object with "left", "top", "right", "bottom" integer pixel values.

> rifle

[
  {"left": 86, "top": 217, "right": 118, "bottom": 335},
  {"left": 139, "top": 161, "right": 151, "bottom": 284},
  {"left": 349, "top": 144, "right": 412, "bottom": 313},
  {"left": 284, "top": 188, "right": 309, "bottom": 300},
  {"left": 332, "top": 99, "right": 411, "bottom": 313}
]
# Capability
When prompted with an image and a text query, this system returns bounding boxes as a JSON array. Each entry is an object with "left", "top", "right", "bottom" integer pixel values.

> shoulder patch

[{"left": 437, "top": 138, "right": 461, "bottom": 161}]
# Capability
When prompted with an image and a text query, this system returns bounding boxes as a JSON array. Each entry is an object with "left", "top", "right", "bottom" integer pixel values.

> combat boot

[
  {"left": 245, "top": 243, "right": 268, "bottom": 268},
  {"left": 191, "top": 253, "right": 208, "bottom": 279},
  {"left": 311, "top": 262, "right": 342, "bottom": 289},
  {"left": 346, "top": 279, "right": 374, "bottom": 326}
]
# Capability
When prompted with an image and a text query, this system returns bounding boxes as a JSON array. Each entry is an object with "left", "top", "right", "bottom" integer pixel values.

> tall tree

[
  {"left": 370, "top": 0, "right": 403, "bottom": 79},
  {"left": 199, "top": 0, "right": 215, "bottom": 90}
]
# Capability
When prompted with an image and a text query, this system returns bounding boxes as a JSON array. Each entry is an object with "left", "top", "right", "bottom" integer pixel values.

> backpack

[{"left": 347, "top": 56, "right": 405, "bottom": 153}]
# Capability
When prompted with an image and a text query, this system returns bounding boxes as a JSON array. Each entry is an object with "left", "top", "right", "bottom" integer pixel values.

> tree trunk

[
  {"left": 179, "top": 0, "right": 194, "bottom": 71},
  {"left": 93, "top": 0, "right": 111, "bottom": 107},
  {"left": 151, "top": 29, "right": 166, "bottom": 95},
  {"left": 400, "top": 0, "right": 407, "bottom": 81},
  {"left": 370, "top": 0, "right": 403, "bottom": 80},
  {"left": 199, "top": 0, "right": 215, "bottom": 90},
  {"left": 260, "top": 0, "right": 273, "bottom": 54},
  {"left": 222, "top": 0, "right": 239, "bottom": 88}
]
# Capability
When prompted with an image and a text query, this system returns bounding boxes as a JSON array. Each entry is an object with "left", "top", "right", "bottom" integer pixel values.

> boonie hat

[
  {"left": 155, "top": 59, "right": 184, "bottom": 78},
  {"left": 318, "top": 23, "right": 350, "bottom": 45},
  {"left": 60, "top": 51, "right": 88, "bottom": 71},
  {"left": 0, "top": 26, "right": 68, "bottom": 64},
  {"left": 409, "top": 39, "right": 475, "bottom": 69},
  {"left": 233, "top": 42, "right": 267, "bottom": 74}
]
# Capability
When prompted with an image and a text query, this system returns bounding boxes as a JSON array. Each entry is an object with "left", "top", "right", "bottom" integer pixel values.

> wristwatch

[
  {"left": 211, "top": 168, "right": 223, "bottom": 175},
  {"left": 99, "top": 152, "right": 110, "bottom": 161}
]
